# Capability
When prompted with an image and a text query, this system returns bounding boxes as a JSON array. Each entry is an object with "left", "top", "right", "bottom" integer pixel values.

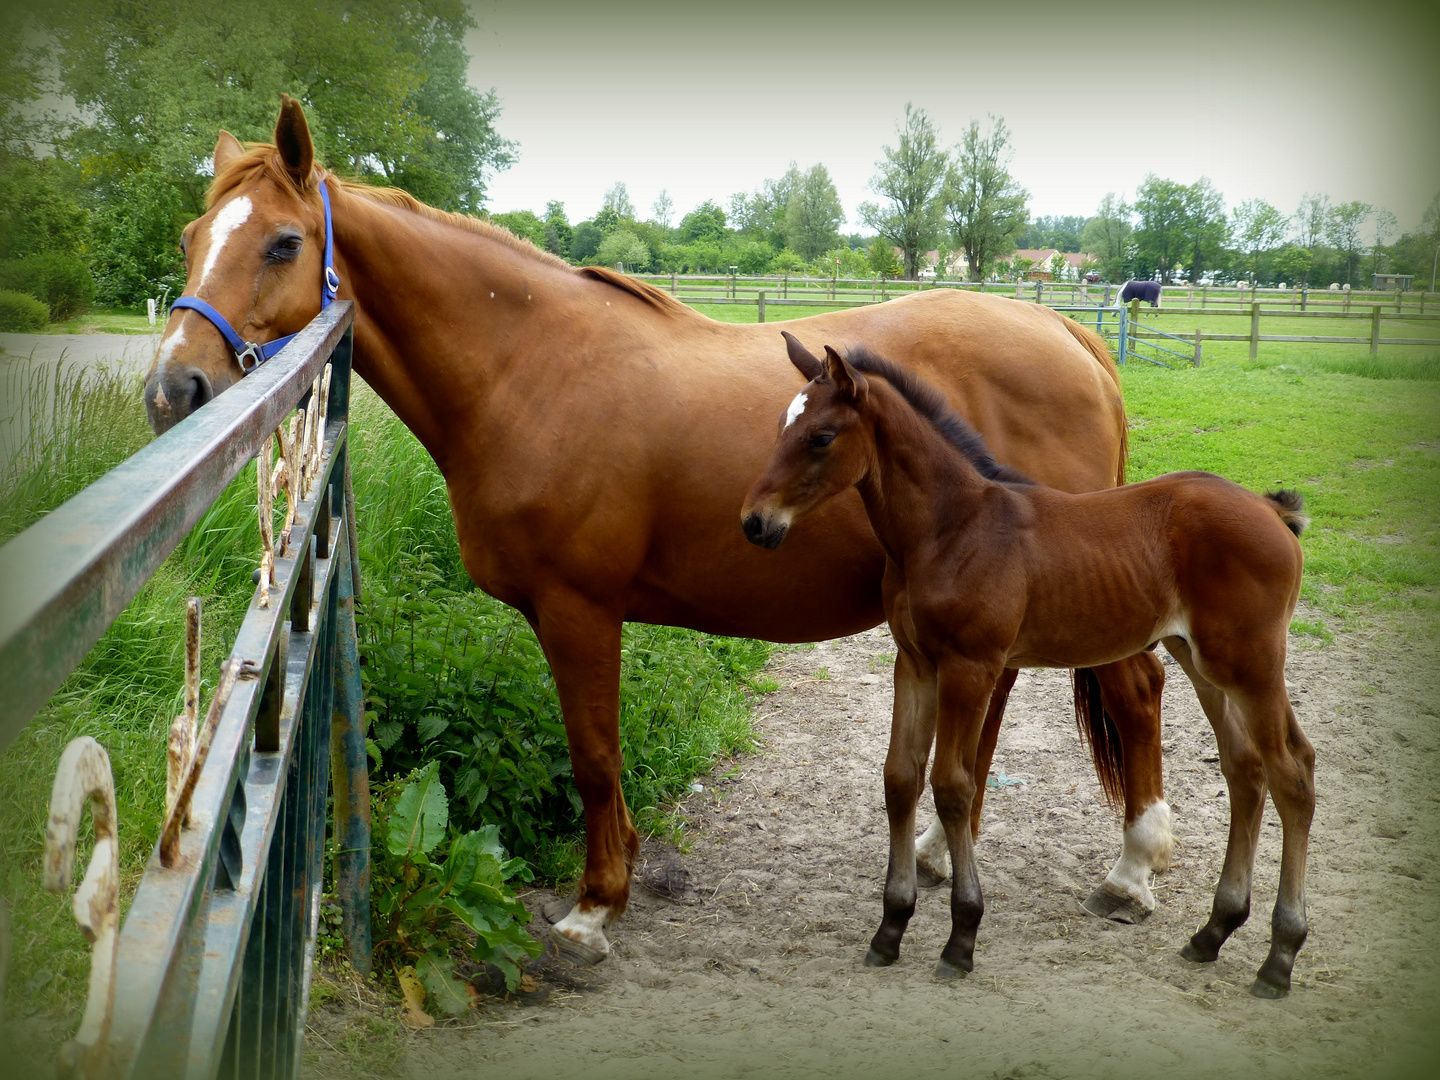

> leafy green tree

[
  {"left": 1273, "top": 245, "right": 1313, "bottom": 286},
  {"left": 1181, "top": 178, "right": 1228, "bottom": 283},
  {"left": 569, "top": 221, "right": 604, "bottom": 263},
  {"left": 1231, "top": 198, "right": 1289, "bottom": 281},
  {"left": 594, "top": 229, "right": 650, "bottom": 271},
  {"left": 942, "top": 115, "right": 1029, "bottom": 282},
  {"left": 1326, "top": 201, "right": 1373, "bottom": 286},
  {"left": 731, "top": 239, "right": 775, "bottom": 275},
  {"left": 592, "top": 206, "right": 621, "bottom": 234},
  {"left": 603, "top": 182, "right": 635, "bottom": 219},
  {"left": 678, "top": 200, "right": 727, "bottom": 244},
  {"left": 867, "top": 238, "right": 901, "bottom": 277},
  {"left": 858, "top": 104, "right": 947, "bottom": 279},
  {"left": 0, "top": 6, "right": 47, "bottom": 157},
  {"left": 1370, "top": 209, "right": 1398, "bottom": 278},
  {"left": 1293, "top": 192, "right": 1330, "bottom": 250},
  {"left": 1081, "top": 193, "right": 1134, "bottom": 283},
  {"left": 651, "top": 189, "right": 674, "bottom": 228},
  {"left": 773, "top": 249, "right": 805, "bottom": 273},
  {"left": 783, "top": 164, "right": 845, "bottom": 260},
  {"left": 0, "top": 158, "right": 88, "bottom": 261},
  {"left": 489, "top": 210, "right": 547, "bottom": 249},
  {"left": 1017, "top": 215, "right": 1086, "bottom": 252},
  {"left": 1048, "top": 251, "right": 1068, "bottom": 280},
  {"left": 1133, "top": 175, "right": 1191, "bottom": 282},
  {"left": 544, "top": 200, "right": 572, "bottom": 257}
]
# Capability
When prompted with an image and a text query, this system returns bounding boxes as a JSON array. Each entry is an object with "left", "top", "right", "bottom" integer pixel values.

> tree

[
  {"left": 1132, "top": 176, "right": 1191, "bottom": 282},
  {"left": 1326, "top": 201, "right": 1373, "bottom": 286},
  {"left": 569, "top": 221, "right": 604, "bottom": 263},
  {"left": 866, "top": 239, "right": 901, "bottom": 278},
  {"left": 1273, "top": 245, "right": 1313, "bottom": 287},
  {"left": 603, "top": 182, "right": 635, "bottom": 219},
  {"left": 1081, "top": 193, "right": 1134, "bottom": 283},
  {"left": 783, "top": 164, "right": 845, "bottom": 260},
  {"left": 489, "top": 210, "right": 547, "bottom": 249},
  {"left": 1370, "top": 208, "right": 1398, "bottom": 278},
  {"left": 651, "top": 189, "right": 674, "bottom": 228},
  {"left": 1048, "top": 251, "right": 1068, "bottom": 281},
  {"left": 594, "top": 229, "right": 650, "bottom": 271},
  {"left": 677, "top": 200, "right": 727, "bottom": 244},
  {"left": 1231, "top": 198, "right": 1289, "bottom": 282},
  {"left": 858, "top": 104, "right": 947, "bottom": 279},
  {"left": 1181, "top": 179, "right": 1228, "bottom": 283},
  {"left": 1294, "top": 192, "right": 1330, "bottom": 250},
  {"left": 942, "top": 115, "right": 1029, "bottom": 283},
  {"left": 1017, "top": 215, "right": 1086, "bottom": 252},
  {"left": 544, "top": 200, "right": 572, "bottom": 257}
]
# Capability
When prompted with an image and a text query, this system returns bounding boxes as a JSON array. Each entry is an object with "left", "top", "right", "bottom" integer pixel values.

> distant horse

[
  {"left": 144, "top": 96, "right": 1174, "bottom": 961},
  {"left": 1118, "top": 279, "right": 1163, "bottom": 307},
  {"left": 742, "top": 337, "right": 1313, "bottom": 998}
]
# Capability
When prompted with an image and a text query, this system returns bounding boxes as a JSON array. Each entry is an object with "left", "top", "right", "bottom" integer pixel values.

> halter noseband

[{"left": 170, "top": 178, "right": 339, "bottom": 374}]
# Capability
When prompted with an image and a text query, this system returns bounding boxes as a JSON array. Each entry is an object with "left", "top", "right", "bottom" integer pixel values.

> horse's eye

[
  {"left": 266, "top": 236, "right": 303, "bottom": 263},
  {"left": 809, "top": 432, "right": 835, "bottom": 449}
]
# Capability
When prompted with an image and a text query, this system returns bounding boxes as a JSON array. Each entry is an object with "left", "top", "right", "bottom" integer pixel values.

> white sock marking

[
  {"left": 1102, "top": 800, "right": 1173, "bottom": 911},
  {"left": 555, "top": 903, "right": 611, "bottom": 954},
  {"left": 784, "top": 391, "right": 808, "bottom": 428},
  {"left": 915, "top": 818, "right": 951, "bottom": 879},
  {"left": 199, "top": 196, "right": 253, "bottom": 287}
]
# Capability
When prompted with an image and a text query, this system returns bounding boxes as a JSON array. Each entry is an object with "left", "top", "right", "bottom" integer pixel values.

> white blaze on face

[
  {"left": 154, "top": 317, "right": 188, "bottom": 380},
  {"left": 199, "top": 195, "right": 254, "bottom": 287},
  {"left": 784, "top": 391, "right": 808, "bottom": 429},
  {"left": 554, "top": 903, "right": 611, "bottom": 954},
  {"left": 1102, "top": 800, "right": 1174, "bottom": 911}
]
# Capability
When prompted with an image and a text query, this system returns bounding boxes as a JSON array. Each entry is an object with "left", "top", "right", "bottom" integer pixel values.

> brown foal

[{"left": 742, "top": 338, "right": 1314, "bottom": 998}]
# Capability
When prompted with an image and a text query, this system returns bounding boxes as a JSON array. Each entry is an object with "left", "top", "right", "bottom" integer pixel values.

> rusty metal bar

[{"left": 0, "top": 303, "right": 354, "bottom": 749}]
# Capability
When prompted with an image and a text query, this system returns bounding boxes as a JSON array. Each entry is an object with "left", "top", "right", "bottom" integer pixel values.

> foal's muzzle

[
  {"left": 742, "top": 511, "right": 788, "bottom": 550},
  {"left": 145, "top": 365, "right": 215, "bottom": 435}
]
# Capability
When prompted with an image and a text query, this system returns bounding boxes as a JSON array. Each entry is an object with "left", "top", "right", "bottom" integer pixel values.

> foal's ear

[
  {"left": 823, "top": 346, "right": 868, "bottom": 403},
  {"left": 274, "top": 93, "right": 315, "bottom": 180},
  {"left": 781, "top": 330, "right": 824, "bottom": 381},
  {"left": 213, "top": 130, "right": 244, "bottom": 175}
]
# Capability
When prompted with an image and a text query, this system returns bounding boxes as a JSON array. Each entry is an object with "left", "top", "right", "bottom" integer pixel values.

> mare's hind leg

[
  {"left": 1164, "top": 637, "right": 1267, "bottom": 967},
  {"left": 1247, "top": 692, "right": 1315, "bottom": 997},
  {"left": 1083, "top": 653, "right": 1173, "bottom": 924},
  {"left": 867, "top": 642, "right": 938, "bottom": 966},
  {"left": 915, "top": 668, "right": 1017, "bottom": 887}
]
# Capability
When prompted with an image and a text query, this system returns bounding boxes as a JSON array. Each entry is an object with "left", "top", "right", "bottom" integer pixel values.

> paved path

[{"left": 0, "top": 332, "right": 161, "bottom": 378}]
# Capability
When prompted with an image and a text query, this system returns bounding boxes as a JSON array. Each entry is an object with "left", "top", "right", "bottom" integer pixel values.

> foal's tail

[
  {"left": 1061, "top": 318, "right": 1129, "bottom": 486},
  {"left": 1265, "top": 489, "right": 1309, "bottom": 536},
  {"left": 1071, "top": 668, "right": 1126, "bottom": 810}
]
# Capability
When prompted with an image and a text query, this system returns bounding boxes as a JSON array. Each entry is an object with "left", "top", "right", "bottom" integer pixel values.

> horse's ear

[
  {"left": 213, "top": 130, "right": 244, "bottom": 175},
  {"left": 782, "top": 331, "right": 823, "bottom": 381},
  {"left": 823, "top": 346, "right": 868, "bottom": 403},
  {"left": 274, "top": 93, "right": 314, "bottom": 180}
]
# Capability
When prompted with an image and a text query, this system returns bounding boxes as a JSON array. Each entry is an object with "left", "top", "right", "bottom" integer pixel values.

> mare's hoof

[
  {"left": 1082, "top": 885, "right": 1152, "bottom": 925},
  {"left": 915, "top": 863, "right": 948, "bottom": 889},
  {"left": 549, "top": 926, "right": 608, "bottom": 966},
  {"left": 1179, "top": 941, "right": 1217, "bottom": 964},
  {"left": 1249, "top": 976, "right": 1289, "bottom": 999},
  {"left": 863, "top": 947, "right": 896, "bottom": 968},
  {"left": 933, "top": 958, "right": 970, "bottom": 980},
  {"left": 541, "top": 895, "right": 576, "bottom": 925}
]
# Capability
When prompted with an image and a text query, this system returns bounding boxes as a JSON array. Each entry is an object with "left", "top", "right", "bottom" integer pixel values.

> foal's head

[
  {"left": 144, "top": 96, "right": 333, "bottom": 434},
  {"left": 741, "top": 333, "right": 875, "bottom": 549}
]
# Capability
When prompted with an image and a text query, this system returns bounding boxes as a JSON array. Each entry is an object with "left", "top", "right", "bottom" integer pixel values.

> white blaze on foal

[
  {"left": 784, "top": 391, "right": 808, "bottom": 428},
  {"left": 199, "top": 196, "right": 254, "bottom": 286}
]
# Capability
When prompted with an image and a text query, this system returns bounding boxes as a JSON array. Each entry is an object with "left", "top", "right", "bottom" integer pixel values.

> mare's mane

[
  {"left": 207, "top": 142, "right": 690, "bottom": 316},
  {"left": 843, "top": 346, "right": 1034, "bottom": 486}
]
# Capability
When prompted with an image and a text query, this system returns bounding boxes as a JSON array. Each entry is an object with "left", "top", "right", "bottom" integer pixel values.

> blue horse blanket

[{"left": 1119, "top": 280, "right": 1162, "bottom": 306}]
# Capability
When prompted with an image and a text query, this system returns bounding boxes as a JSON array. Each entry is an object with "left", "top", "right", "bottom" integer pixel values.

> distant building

[
  {"left": 1372, "top": 273, "right": 1414, "bottom": 291},
  {"left": 993, "top": 249, "right": 1099, "bottom": 281}
]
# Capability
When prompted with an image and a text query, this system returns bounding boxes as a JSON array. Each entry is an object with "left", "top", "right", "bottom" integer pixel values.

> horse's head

[
  {"left": 741, "top": 332, "right": 872, "bottom": 550},
  {"left": 145, "top": 96, "right": 334, "bottom": 433}
]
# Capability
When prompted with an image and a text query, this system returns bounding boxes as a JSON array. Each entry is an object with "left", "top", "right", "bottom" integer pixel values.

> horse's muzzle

[
  {"left": 145, "top": 365, "right": 215, "bottom": 435},
  {"left": 742, "top": 511, "right": 788, "bottom": 550}
]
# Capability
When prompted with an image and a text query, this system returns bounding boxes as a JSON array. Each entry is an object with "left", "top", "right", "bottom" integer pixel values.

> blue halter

[{"left": 170, "top": 178, "right": 340, "bottom": 374}]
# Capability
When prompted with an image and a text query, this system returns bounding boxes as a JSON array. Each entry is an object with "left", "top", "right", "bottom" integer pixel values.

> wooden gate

[{"left": 0, "top": 302, "right": 371, "bottom": 1078}]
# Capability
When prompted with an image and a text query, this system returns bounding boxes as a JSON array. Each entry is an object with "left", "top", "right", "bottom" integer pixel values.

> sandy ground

[{"left": 307, "top": 606, "right": 1440, "bottom": 1080}]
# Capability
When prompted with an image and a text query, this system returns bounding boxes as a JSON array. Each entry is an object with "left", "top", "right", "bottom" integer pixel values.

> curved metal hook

[{"left": 44, "top": 736, "right": 119, "bottom": 1080}]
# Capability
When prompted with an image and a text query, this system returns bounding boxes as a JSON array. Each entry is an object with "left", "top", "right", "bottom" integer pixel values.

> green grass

[{"left": 32, "top": 307, "right": 156, "bottom": 336}]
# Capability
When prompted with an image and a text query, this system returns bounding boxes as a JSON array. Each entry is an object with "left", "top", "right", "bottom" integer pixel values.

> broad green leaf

[
  {"left": 416, "top": 951, "right": 471, "bottom": 1019},
  {"left": 387, "top": 761, "right": 448, "bottom": 857}
]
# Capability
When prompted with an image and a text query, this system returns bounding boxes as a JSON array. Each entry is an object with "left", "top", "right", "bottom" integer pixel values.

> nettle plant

[{"left": 371, "top": 762, "right": 541, "bottom": 1013}]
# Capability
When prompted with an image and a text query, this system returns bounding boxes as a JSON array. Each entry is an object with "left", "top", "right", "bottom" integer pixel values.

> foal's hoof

[
  {"left": 933, "top": 958, "right": 970, "bottom": 981},
  {"left": 541, "top": 895, "right": 576, "bottom": 925},
  {"left": 1179, "top": 941, "right": 1217, "bottom": 965},
  {"left": 1082, "top": 885, "right": 1153, "bottom": 925},
  {"left": 1249, "top": 976, "right": 1289, "bottom": 1000},
  {"left": 863, "top": 947, "right": 897, "bottom": 968},
  {"left": 915, "top": 863, "right": 948, "bottom": 889},
  {"left": 549, "top": 927, "right": 609, "bottom": 966}
]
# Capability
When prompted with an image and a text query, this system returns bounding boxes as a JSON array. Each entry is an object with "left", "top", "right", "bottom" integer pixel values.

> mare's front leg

[
  {"left": 931, "top": 653, "right": 1004, "bottom": 979},
  {"left": 866, "top": 641, "right": 937, "bottom": 967},
  {"left": 534, "top": 592, "right": 637, "bottom": 962},
  {"left": 1083, "top": 653, "right": 1174, "bottom": 924}
]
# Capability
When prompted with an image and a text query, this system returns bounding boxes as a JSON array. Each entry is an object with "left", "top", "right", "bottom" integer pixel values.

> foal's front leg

[
  {"left": 866, "top": 642, "right": 937, "bottom": 966},
  {"left": 931, "top": 653, "right": 1004, "bottom": 978}
]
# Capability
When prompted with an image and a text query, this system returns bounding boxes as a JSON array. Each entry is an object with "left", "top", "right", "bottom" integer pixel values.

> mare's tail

[
  {"left": 1265, "top": 489, "right": 1308, "bottom": 536},
  {"left": 1061, "top": 317, "right": 1129, "bottom": 485},
  {"left": 1071, "top": 668, "right": 1126, "bottom": 810}
]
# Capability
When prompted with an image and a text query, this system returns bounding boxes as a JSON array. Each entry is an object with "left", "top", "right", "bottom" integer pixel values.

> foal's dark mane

[{"left": 843, "top": 346, "right": 1035, "bottom": 486}]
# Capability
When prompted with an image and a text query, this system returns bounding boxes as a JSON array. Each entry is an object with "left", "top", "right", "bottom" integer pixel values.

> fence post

[
  {"left": 1202, "top": 286, "right": 1208, "bottom": 310},
  {"left": 670, "top": 272, "right": 677, "bottom": 295},
  {"left": 1117, "top": 303, "right": 1128, "bottom": 365},
  {"left": 757, "top": 291, "right": 766, "bottom": 323},
  {"left": 1249, "top": 302, "right": 1260, "bottom": 360},
  {"left": 1193, "top": 328, "right": 1202, "bottom": 368},
  {"left": 1301, "top": 287, "right": 1307, "bottom": 312},
  {"left": 1034, "top": 281, "right": 1043, "bottom": 304},
  {"left": 1396, "top": 289, "right": 1402, "bottom": 313},
  {"left": 1370, "top": 305, "right": 1381, "bottom": 355}
]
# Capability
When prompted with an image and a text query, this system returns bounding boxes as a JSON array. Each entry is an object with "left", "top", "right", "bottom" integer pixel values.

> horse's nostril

[
  {"left": 742, "top": 514, "right": 766, "bottom": 545},
  {"left": 187, "top": 370, "right": 214, "bottom": 412}
]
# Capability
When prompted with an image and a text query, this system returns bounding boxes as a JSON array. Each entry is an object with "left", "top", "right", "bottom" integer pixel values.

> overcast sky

[{"left": 465, "top": 0, "right": 1439, "bottom": 237}]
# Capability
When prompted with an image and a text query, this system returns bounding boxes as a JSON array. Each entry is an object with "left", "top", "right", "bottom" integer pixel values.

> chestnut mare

[
  {"left": 742, "top": 339, "right": 1314, "bottom": 997},
  {"left": 144, "top": 97, "right": 1175, "bottom": 961}
]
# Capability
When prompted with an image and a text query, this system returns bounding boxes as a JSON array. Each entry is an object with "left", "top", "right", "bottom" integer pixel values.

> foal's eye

[
  {"left": 809, "top": 432, "right": 835, "bottom": 449},
  {"left": 266, "top": 235, "right": 303, "bottom": 263}
]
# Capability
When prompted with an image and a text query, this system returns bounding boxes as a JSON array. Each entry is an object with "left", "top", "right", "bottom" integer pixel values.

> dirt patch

[{"left": 307, "top": 607, "right": 1440, "bottom": 1079}]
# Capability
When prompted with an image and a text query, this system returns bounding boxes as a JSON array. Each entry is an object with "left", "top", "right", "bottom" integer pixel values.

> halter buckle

[
  {"left": 237, "top": 342, "right": 265, "bottom": 373},
  {"left": 325, "top": 266, "right": 340, "bottom": 295}
]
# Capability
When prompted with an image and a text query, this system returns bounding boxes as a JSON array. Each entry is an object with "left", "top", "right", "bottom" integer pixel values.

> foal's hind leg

[
  {"left": 1083, "top": 653, "right": 1173, "bottom": 924},
  {"left": 867, "top": 642, "right": 938, "bottom": 966},
  {"left": 1164, "top": 637, "right": 1267, "bottom": 967}
]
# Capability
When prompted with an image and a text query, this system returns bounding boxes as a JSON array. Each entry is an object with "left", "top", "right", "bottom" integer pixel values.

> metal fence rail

[{"left": 0, "top": 303, "right": 370, "bottom": 1079}]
